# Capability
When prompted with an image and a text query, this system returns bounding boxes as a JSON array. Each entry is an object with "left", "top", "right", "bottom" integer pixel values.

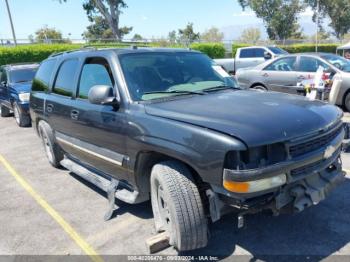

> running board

[{"left": 60, "top": 158, "right": 148, "bottom": 220}]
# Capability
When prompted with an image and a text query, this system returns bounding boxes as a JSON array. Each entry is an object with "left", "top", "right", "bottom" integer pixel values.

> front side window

[
  {"left": 119, "top": 52, "right": 238, "bottom": 101},
  {"left": 299, "top": 57, "right": 330, "bottom": 72},
  {"left": 78, "top": 57, "right": 114, "bottom": 99},
  {"left": 240, "top": 49, "right": 255, "bottom": 58},
  {"left": 264, "top": 57, "right": 297, "bottom": 71},
  {"left": 9, "top": 68, "right": 38, "bottom": 84},
  {"left": 321, "top": 54, "right": 350, "bottom": 72},
  {"left": 53, "top": 59, "right": 79, "bottom": 97},
  {"left": 0, "top": 68, "right": 7, "bottom": 83}
]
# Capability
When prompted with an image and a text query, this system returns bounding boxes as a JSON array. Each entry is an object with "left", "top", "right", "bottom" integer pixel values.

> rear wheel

[
  {"left": 38, "top": 121, "right": 63, "bottom": 168},
  {"left": 150, "top": 161, "right": 208, "bottom": 251},
  {"left": 344, "top": 92, "right": 350, "bottom": 112},
  {"left": 13, "top": 102, "right": 31, "bottom": 127},
  {"left": 0, "top": 104, "right": 11, "bottom": 117},
  {"left": 252, "top": 85, "right": 267, "bottom": 91}
]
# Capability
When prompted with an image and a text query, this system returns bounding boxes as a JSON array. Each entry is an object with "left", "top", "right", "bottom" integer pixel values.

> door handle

[
  {"left": 47, "top": 104, "right": 54, "bottom": 113},
  {"left": 70, "top": 109, "right": 79, "bottom": 120},
  {"left": 262, "top": 73, "right": 269, "bottom": 77},
  {"left": 298, "top": 75, "right": 306, "bottom": 80}
]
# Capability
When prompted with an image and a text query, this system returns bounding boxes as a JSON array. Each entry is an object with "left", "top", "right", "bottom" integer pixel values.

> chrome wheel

[
  {"left": 42, "top": 131, "right": 54, "bottom": 163},
  {"left": 14, "top": 105, "right": 20, "bottom": 125}
]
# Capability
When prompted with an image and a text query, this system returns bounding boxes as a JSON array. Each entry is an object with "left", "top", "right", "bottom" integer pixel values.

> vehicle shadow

[
  {"left": 68, "top": 172, "right": 153, "bottom": 220},
  {"left": 181, "top": 177, "right": 350, "bottom": 260}
]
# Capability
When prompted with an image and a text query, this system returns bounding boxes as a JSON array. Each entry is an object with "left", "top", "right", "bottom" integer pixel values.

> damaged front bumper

[{"left": 207, "top": 125, "right": 346, "bottom": 223}]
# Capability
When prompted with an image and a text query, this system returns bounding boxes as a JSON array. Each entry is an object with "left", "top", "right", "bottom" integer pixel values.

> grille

[{"left": 289, "top": 125, "right": 342, "bottom": 158}]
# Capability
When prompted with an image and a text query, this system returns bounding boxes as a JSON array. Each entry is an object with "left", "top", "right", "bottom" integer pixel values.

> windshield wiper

[
  {"left": 144, "top": 90, "right": 205, "bottom": 96},
  {"left": 202, "top": 85, "right": 241, "bottom": 92}
]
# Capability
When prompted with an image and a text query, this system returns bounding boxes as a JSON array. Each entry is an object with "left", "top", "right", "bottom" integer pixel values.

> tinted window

[
  {"left": 267, "top": 47, "right": 288, "bottom": 55},
  {"left": 120, "top": 52, "right": 238, "bottom": 101},
  {"left": 321, "top": 54, "right": 350, "bottom": 72},
  {"left": 254, "top": 48, "right": 265, "bottom": 57},
  {"left": 0, "top": 68, "right": 7, "bottom": 83},
  {"left": 240, "top": 49, "right": 255, "bottom": 58},
  {"left": 265, "top": 57, "right": 297, "bottom": 71},
  {"left": 53, "top": 59, "right": 79, "bottom": 97},
  {"left": 299, "top": 56, "right": 330, "bottom": 72},
  {"left": 9, "top": 68, "right": 37, "bottom": 83},
  {"left": 78, "top": 58, "right": 114, "bottom": 99},
  {"left": 32, "top": 60, "right": 57, "bottom": 92}
]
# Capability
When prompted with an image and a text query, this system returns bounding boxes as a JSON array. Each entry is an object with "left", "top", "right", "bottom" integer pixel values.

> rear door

[
  {"left": 262, "top": 56, "right": 298, "bottom": 94},
  {"left": 45, "top": 58, "right": 81, "bottom": 144},
  {"left": 55, "top": 56, "right": 128, "bottom": 181},
  {"left": 296, "top": 56, "right": 332, "bottom": 82},
  {"left": 236, "top": 48, "right": 267, "bottom": 70}
]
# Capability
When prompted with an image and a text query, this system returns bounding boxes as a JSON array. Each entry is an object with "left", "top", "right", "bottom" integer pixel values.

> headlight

[
  {"left": 223, "top": 174, "right": 287, "bottom": 193},
  {"left": 18, "top": 93, "right": 30, "bottom": 102}
]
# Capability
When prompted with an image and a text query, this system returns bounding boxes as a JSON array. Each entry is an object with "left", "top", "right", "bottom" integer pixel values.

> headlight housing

[
  {"left": 225, "top": 143, "right": 287, "bottom": 170},
  {"left": 18, "top": 93, "right": 30, "bottom": 102}
]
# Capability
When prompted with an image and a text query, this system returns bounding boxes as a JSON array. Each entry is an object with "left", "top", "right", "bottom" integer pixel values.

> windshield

[
  {"left": 119, "top": 52, "right": 239, "bottom": 101},
  {"left": 267, "top": 47, "right": 288, "bottom": 55},
  {"left": 321, "top": 54, "right": 350, "bottom": 72},
  {"left": 9, "top": 68, "right": 38, "bottom": 83}
]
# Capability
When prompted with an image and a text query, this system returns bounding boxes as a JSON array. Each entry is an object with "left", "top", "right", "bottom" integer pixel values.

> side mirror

[
  {"left": 264, "top": 51, "right": 272, "bottom": 60},
  {"left": 88, "top": 85, "right": 119, "bottom": 108}
]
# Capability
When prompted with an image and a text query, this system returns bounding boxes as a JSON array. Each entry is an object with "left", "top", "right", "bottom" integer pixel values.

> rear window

[
  {"left": 9, "top": 68, "right": 37, "bottom": 84},
  {"left": 32, "top": 60, "right": 57, "bottom": 92}
]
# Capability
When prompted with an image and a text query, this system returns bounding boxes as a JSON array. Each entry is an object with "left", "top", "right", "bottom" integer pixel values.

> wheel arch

[{"left": 250, "top": 82, "right": 268, "bottom": 90}]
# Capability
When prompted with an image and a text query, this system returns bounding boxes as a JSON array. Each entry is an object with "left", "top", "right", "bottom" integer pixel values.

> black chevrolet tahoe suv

[{"left": 30, "top": 47, "right": 345, "bottom": 251}]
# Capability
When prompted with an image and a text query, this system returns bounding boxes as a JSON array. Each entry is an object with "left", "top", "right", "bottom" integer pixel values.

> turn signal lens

[{"left": 223, "top": 174, "right": 287, "bottom": 193}]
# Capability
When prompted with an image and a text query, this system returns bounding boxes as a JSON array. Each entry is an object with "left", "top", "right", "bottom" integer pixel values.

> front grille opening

[
  {"left": 225, "top": 143, "right": 286, "bottom": 170},
  {"left": 289, "top": 126, "right": 342, "bottom": 158}
]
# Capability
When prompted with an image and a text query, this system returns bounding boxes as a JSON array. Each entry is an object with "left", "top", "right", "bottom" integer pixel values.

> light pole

[
  {"left": 315, "top": 0, "right": 319, "bottom": 52},
  {"left": 5, "top": 0, "right": 17, "bottom": 46}
]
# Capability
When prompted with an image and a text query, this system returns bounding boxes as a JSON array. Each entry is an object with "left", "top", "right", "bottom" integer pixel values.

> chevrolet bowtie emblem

[{"left": 324, "top": 145, "right": 336, "bottom": 159}]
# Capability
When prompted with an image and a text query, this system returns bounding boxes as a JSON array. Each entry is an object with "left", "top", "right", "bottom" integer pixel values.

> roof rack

[
  {"left": 49, "top": 46, "right": 97, "bottom": 58},
  {"left": 7, "top": 62, "right": 40, "bottom": 66}
]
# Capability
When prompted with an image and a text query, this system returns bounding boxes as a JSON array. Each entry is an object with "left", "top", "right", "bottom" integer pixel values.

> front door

[
  {"left": 55, "top": 56, "right": 128, "bottom": 181},
  {"left": 262, "top": 56, "right": 298, "bottom": 94}
]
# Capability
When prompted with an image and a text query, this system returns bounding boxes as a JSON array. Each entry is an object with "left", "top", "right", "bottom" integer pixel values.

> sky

[{"left": 0, "top": 0, "right": 316, "bottom": 40}]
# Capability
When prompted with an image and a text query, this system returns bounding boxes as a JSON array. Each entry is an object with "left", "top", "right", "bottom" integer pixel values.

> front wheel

[
  {"left": 344, "top": 92, "right": 350, "bottom": 112},
  {"left": 252, "top": 85, "right": 267, "bottom": 91},
  {"left": 13, "top": 102, "right": 31, "bottom": 127},
  {"left": 150, "top": 161, "right": 208, "bottom": 251}
]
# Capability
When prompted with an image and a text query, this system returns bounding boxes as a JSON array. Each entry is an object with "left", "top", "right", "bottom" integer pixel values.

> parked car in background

[
  {"left": 0, "top": 63, "right": 39, "bottom": 127},
  {"left": 215, "top": 46, "right": 288, "bottom": 75},
  {"left": 30, "top": 47, "right": 345, "bottom": 252},
  {"left": 236, "top": 53, "right": 350, "bottom": 110}
]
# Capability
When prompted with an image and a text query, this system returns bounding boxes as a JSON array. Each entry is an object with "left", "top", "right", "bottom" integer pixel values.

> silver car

[{"left": 236, "top": 53, "right": 350, "bottom": 110}]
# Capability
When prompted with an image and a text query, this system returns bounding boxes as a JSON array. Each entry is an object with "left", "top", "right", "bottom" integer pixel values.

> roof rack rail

[
  {"left": 49, "top": 46, "right": 97, "bottom": 58},
  {"left": 7, "top": 62, "right": 40, "bottom": 66}
]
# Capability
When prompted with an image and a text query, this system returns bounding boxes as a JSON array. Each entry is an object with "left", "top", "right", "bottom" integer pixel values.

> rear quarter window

[{"left": 32, "top": 59, "right": 57, "bottom": 92}]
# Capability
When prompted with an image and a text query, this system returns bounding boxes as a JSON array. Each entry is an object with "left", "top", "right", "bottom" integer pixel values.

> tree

[
  {"left": 305, "top": 0, "right": 350, "bottom": 39},
  {"left": 82, "top": 16, "right": 132, "bottom": 40},
  {"left": 58, "top": 0, "right": 131, "bottom": 40},
  {"left": 168, "top": 30, "right": 178, "bottom": 43},
  {"left": 238, "top": 0, "right": 305, "bottom": 41},
  {"left": 201, "top": 27, "right": 224, "bottom": 42},
  {"left": 35, "top": 25, "right": 64, "bottom": 43},
  {"left": 178, "top": 23, "right": 200, "bottom": 44},
  {"left": 131, "top": 34, "right": 143, "bottom": 41},
  {"left": 239, "top": 27, "right": 261, "bottom": 44}
]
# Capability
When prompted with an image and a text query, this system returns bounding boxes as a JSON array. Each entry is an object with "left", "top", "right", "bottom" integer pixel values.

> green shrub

[
  {"left": 0, "top": 44, "right": 82, "bottom": 65},
  {"left": 190, "top": 43, "right": 226, "bottom": 59},
  {"left": 280, "top": 44, "right": 338, "bottom": 54}
]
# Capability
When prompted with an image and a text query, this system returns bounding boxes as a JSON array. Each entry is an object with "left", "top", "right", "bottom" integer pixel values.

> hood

[
  {"left": 144, "top": 90, "right": 343, "bottom": 147},
  {"left": 10, "top": 82, "right": 32, "bottom": 93}
]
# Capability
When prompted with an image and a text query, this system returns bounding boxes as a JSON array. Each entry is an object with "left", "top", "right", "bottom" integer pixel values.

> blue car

[{"left": 0, "top": 63, "right": 39, "bottom": 127}]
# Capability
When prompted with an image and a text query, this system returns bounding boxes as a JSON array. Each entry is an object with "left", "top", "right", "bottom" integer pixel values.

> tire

[
  {"left": 38, "top": 121, "right": 63, "bottom": 168},
  {"left": 150, "top": 161, "right": 208, "bottom": 251},
  {"left": 252, "top": 85, "right": 267, "bottom": 91},
  {"left": 1, "top": 104, "right": 11, "bottom": 117},
  {"left": 13, "top": 102, "right": 31, "bottom": 127},
  {"left": 344, "top": 92, "right": 350, "bottom": 112}
]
